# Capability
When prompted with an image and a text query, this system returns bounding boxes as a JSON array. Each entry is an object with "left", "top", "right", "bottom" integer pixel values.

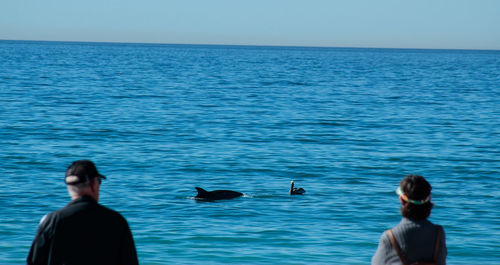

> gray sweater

[{"left": 372, "top": 218, "right": 447, "bottom": 265}]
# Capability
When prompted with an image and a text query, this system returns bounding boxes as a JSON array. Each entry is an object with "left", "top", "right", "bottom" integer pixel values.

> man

[
  {"left": 27, "top": 160, "right": 139, "bottom": 265},
  {"left": 372, "top": 175, "right": 447, "bottom": 265}
]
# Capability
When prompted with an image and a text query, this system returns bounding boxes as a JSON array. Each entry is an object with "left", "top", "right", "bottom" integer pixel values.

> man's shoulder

[
  {"left": 42, "top": 206, "right": 68, "bottom": 223},
  {"left": 55, "top": 198, "right": 128, "bottom": 224},
  {"left": 36, "top": 208, "right": 65, "bottom": 235},
  {"left": 95, "top": 203, "right": 129, "bottom": 223}
]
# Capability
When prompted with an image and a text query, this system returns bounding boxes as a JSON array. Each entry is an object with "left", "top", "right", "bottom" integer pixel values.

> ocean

[{"left": 0, "top": 40, "right": 499, "bottom": 264}]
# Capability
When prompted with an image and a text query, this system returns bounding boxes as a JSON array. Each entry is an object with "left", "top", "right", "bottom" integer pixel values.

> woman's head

[{"left": 398, "top": 175, "right": 433, "bottom": 220}]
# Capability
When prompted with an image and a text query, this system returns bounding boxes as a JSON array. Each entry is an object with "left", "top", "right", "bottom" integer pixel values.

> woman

[{"left": 372, "top": 175, "right": 447, "bottom": 265}]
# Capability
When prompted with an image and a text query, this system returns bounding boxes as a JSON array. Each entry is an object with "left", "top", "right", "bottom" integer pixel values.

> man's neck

[{"left": 72, "top": 192, "right": 98, "bottom": 202}]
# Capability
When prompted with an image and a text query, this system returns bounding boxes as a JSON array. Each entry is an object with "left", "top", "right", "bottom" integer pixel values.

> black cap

[{"left": 65, "top": 160, "right": 106, "bottom": 185}]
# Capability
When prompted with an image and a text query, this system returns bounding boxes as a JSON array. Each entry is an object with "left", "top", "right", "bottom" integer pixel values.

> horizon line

[{"left": 1, "top": 38, "right": 499, "bottom": 52}]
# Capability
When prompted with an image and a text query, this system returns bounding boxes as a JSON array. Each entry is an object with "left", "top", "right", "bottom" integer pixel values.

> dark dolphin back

[
  {"left": 195, "top": 187, "right": 243, "bottom": 200},
  {"left": 211, "top": 190, "right": 243, "bottom": 199}
]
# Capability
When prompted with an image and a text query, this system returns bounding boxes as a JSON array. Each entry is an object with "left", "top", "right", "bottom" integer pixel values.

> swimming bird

[
  {"left": 194, "top": 187, "right": 243, "bottom": 201},
  {"left": 289, "top": 181, "right": 305, "bottom": 195}
]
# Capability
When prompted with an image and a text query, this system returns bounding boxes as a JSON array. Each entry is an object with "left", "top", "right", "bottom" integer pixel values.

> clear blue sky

[{"left": 1, "top": 0, "right": 499, "bottom": 50}]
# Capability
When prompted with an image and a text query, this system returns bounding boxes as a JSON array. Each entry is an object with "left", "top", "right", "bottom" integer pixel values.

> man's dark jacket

[{"left": 27, "top": 195, "right": 138, "bottom": 265}]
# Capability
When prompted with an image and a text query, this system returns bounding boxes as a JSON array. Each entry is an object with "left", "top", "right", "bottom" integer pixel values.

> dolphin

[
  {"left": 289, "top": 181, "right": 305, "bottom": 195},
  {"left": 195, "top": 187, "right": 243, "bottom": 201}
]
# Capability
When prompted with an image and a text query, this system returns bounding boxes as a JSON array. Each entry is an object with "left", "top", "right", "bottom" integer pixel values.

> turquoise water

[{"left": 0, "top": 41, "right": 499, "bottom": 264}]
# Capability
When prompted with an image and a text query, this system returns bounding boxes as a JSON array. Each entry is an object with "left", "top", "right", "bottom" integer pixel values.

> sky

[{"left": 1, "top": 0, "right": 499, "bottom": 50}]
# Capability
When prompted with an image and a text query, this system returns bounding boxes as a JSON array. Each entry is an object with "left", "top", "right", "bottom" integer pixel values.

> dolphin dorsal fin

[{"left": 195, "top": 187, "right": 208, "bottom": 196}]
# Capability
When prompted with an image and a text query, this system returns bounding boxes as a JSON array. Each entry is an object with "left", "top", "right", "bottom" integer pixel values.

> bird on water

[{"left": 289, "top": 181, "right": 305, "bottom": 195}]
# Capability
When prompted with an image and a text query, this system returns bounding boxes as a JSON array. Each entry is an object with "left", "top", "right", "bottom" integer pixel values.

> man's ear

[{"left": 90, "top": 178, "right": 99, "bottom": 192}]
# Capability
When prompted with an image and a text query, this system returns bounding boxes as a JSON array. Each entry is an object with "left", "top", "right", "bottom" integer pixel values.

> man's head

[
  {"left": 65, "top": 160, "right": 106, "bottom": 201},
  {"left": 397, "top": 174, "right": 434, "bottom": 220}
]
